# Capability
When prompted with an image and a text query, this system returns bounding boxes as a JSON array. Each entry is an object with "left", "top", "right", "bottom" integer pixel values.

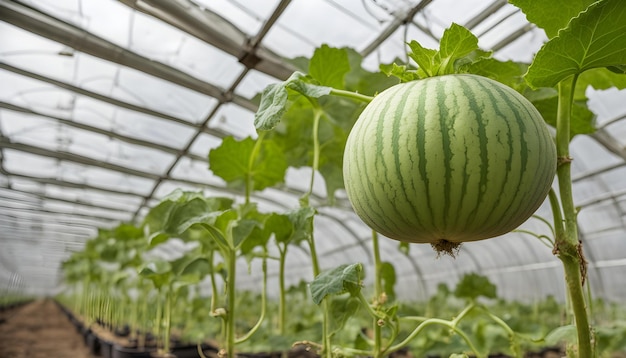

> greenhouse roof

[{"left": 1, "top": 0, "right": 625, "bottom": 302}]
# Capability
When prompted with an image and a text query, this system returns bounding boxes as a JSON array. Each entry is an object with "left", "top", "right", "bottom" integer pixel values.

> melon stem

[{"left": 554, "top": 74, "right": 592, "bottom": 358}]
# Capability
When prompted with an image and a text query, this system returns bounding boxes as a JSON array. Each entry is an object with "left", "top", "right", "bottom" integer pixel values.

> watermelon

[{"left": 343, "top": 74, "right": 556, "bottom": 251}]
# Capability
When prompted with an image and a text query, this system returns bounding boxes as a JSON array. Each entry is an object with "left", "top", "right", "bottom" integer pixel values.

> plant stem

[
  {"left": 302, "top": 103, "right": 332, "bottom": 358},
  {"left": 163, "top": 290, "right": 172, "bottom": 354},
  {"left": 329, "top": 88, "right": 373, "bottom": 103},
  {"left": 246, "top": 131, "right": 266, "bottom": 204},
  {"left": 390, "top": 318, "right": 482, "bottom": 357},
  {"left": 155, "top": 293, "right": 163, "bottom": 353},
  {"left": 306, "top": 109, "right": 323, "bottom": 202},
  {"left": 531, "top": 214, "right": 556, "bottom": 238},
  {"left": 395, "top": 303, "right": 478, "bottom": 354},
  {"left": 555, "top": 75, "right": 592, "bottom": 358},
  {"left": 139, "top": 285, "right": 149, "bottom": 349},
  {"left": 235, "top": 256, "right": 267, "bottom": 344},
  {"left": 130, "top": 294, "right": 138, "bottom": 342},
  {"left": 278, "top": 246, "right": 287, "bottom": 335},
  {"left": 308, "top": 229, "right": 332, "bottom": 358},
  {"left": 209, "top": 250, "right": 219, "bottom": 314},
  {"left": 225, "top": 249, "right": 237, "bottom": 358},
  {"left": 357, "top": 291, "right": 382, "bottom": 320},
  {"left": 479, "top": 305, "right": 521, "bottom": 358},
  {"left": 371, "top": 230, "right": 384, "bottom": 358}
]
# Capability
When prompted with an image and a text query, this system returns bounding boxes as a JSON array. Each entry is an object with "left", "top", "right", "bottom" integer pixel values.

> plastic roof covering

[{"left": 1, "top": 0, "right": 625, "bottom": 302}]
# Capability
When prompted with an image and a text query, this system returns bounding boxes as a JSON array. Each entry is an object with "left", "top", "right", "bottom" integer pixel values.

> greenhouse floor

[{"left": 0, "top": 298, "right": 96, "bottom": 358}]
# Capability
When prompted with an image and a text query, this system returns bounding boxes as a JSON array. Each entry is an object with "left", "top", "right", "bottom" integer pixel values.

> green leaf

[
  {"left": 318, "top": 160, "right": 344, "bottom": 204},
  {"left": 140, "top": 260, "right": 171, "bottom": 275},
  {"left": 111, "top": 271, "right": 129, "bottom": 285},
  {"left": 239, "top": 226, "right": 269, "bottom": 260},
  {"left": 269, "top": 96, "right": 356, "bottom": 203},
  {"left": 265, "top": 213, "right": 293, "bottom": 244},
  {"left": 254, "top": 72, "right": 331, "bottom": 131},
  {"left": 258, "top": 48, "right": 388, "bottom": 201},
  {"left": 398, "top": 242, "right": 410, "bottom": 255},
  {"left": 139, "top": 260, "right": 172, "bottom": 289},
  {"left": 436, "top": 23, "right": 481, "bottom": 75},
  {"left": 179, "top": 257, "right": 211, "bottom": 277},
  {"left": 545, "top": 324, "right": 577, "bottom": 346},
  {"left": 575, "top": 67, "right": 626, "bottom": 100},
  {"left": 379, "top": 62, "right": 420, "bottom": 83},
  {"left": 454, "top": 273, "right": 497, "bottom": 300},
  {"left": 607, "top": 64, "right": 626, "bottom": 74},
  {"left": 462, "top": 58, "right": 528, "bottom": 93},
  {"left": 344, "top": 48, "right": 399, "bottom": 94},
  {"left": 170, "top": 256, "right": 211, "bottom": 291},
  {"left": 380, "top": 262, "right": 397, "bottom": 302},
  {"left": 113, "top": 224, "right": 144, "bottom": 242},
  {"left": 454, "top": 48, "right": 492, "bottom": 70},
  {"left": 196, "top": 223, "right": 230, "bottom": 252},
  {"left": 595, "top": 324, "right": 626, "bottom": 352},
  {"left": 310, "top": 263, "right": 363, "bottom": 305},
  {"left": 472, "top": 321, "right": 509, "bottom": 355},
  {"left": 407, "top": 23, "right": 480, "bottom": 77},
  {"left": 195, "top": 210, "right": 236, "bottom": 251},
  {"left": 528, "top": 90, "right": 596, "bottom": 138},
  {"left": 143, "top": 190, "right": 232, "bottom": 234},
  {"left": 407, "top": 40, "right": 437, "bottom": 77},
  {"left": 99, "top": 243, "right": 118, "bottom": 262},
  {"left": 526, "top": 0, "right": 626, "bottom": 88},
  {"left": 309, "top": 44, "right": 350, "bottom": 89},
  {"left": 148, "top": 232, "right": 170, "bottom": 247},
  {"left": 328, "top": 296, "right": 361, "bottom": 336},
  {"left": 213, "top": 209, "right": 238, "bottom": 234},
  {"left": 165, "top": 198, "right": 226, "bottom": 235},
  {"left": 353, "top": 330, "right": 371, "bottom": 351},
  {"left": 232, "top": 219, "right": 262, "bottom": 249},
  {"left": 509, "top": 0, "right": 596, "bottom": 39},
  {"left": 172, "top": 274, "right": 202, "bottom": 292},
  {"left": 254, "top": 83, "right": 289, "bottom": 131},
  {"left": 316, "top": 116, "right": 349, "bottom": 202},
  {"left": 286, "top": 72, "right": 332, "bottom": 98},
  {"left": 208, "top": 136, "right": 288, "bottom": 192},
  {"left": 287, "top": 207, "right": 316, "bottom": 244}
]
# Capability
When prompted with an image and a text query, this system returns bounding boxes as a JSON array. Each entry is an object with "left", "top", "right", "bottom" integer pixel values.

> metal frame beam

[
  {"left": 0, "top": 170, "right": 148, "bottom": 199},
  {"left": 0, "top": 138, "right": 163, "bottom": 180},
  {"left": 0, "top": 61, "right": 227, "bottom": 138},
  {"left": 359, "top": 0, "right": 433, "bottom": 57},
  {"left": 0, "top": 204, "right": 121, "bottom": 224},
  {"left": 0, "top": 186, "right": 135, "bottom": 213},
  {"left": 117, "top": 0, "right": 295, "bottom": 80},
  {"left": 0, "top": 100, "right": 206, "bottom": 162},
  {"left": 0, "top": 0, "right": 256, "bottom": 112}
]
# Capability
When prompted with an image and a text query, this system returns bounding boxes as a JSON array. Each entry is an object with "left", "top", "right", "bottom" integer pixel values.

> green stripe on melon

[{"left": 343, "top": 74, "right": 556, "bottom": 250}]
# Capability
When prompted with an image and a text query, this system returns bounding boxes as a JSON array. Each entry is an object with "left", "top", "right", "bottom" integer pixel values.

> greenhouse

[{"left": 1, "top": 0, "right": 625, "bottom": 357}]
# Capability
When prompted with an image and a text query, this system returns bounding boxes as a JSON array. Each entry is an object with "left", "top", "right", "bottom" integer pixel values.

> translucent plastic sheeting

[{"left": 1, "top": 0, "right": 625, "bottom": 302}]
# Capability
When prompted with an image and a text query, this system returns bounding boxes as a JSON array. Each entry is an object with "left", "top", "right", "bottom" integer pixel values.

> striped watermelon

[{"left": 343, "top": 74, "right": 556, "bottom": 249}]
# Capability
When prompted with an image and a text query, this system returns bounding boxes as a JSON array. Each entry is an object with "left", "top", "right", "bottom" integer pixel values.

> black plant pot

[
  {"left": 86, "top": 331, "right": 101, "bottom": 355},
  {"left": 100, "top": 339, "right": 114, "bottom": 358},
  {"left": 114, "top": 324, "right": 131, "bottom": 337},
  {"left": 171, "top": 343, "right": 218, "bottom": 358},
  {"left": 112, "top": 345, "right": 157, "bottom": 358},
  {"left": 73, "top": 317, "right": 84, "bottom": 333},
  {"left": 81, "top": 327, "right": 91, "bottom": 344},
  {"left": 111, "top": 342, "right": 217, "bottom": 358}
]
